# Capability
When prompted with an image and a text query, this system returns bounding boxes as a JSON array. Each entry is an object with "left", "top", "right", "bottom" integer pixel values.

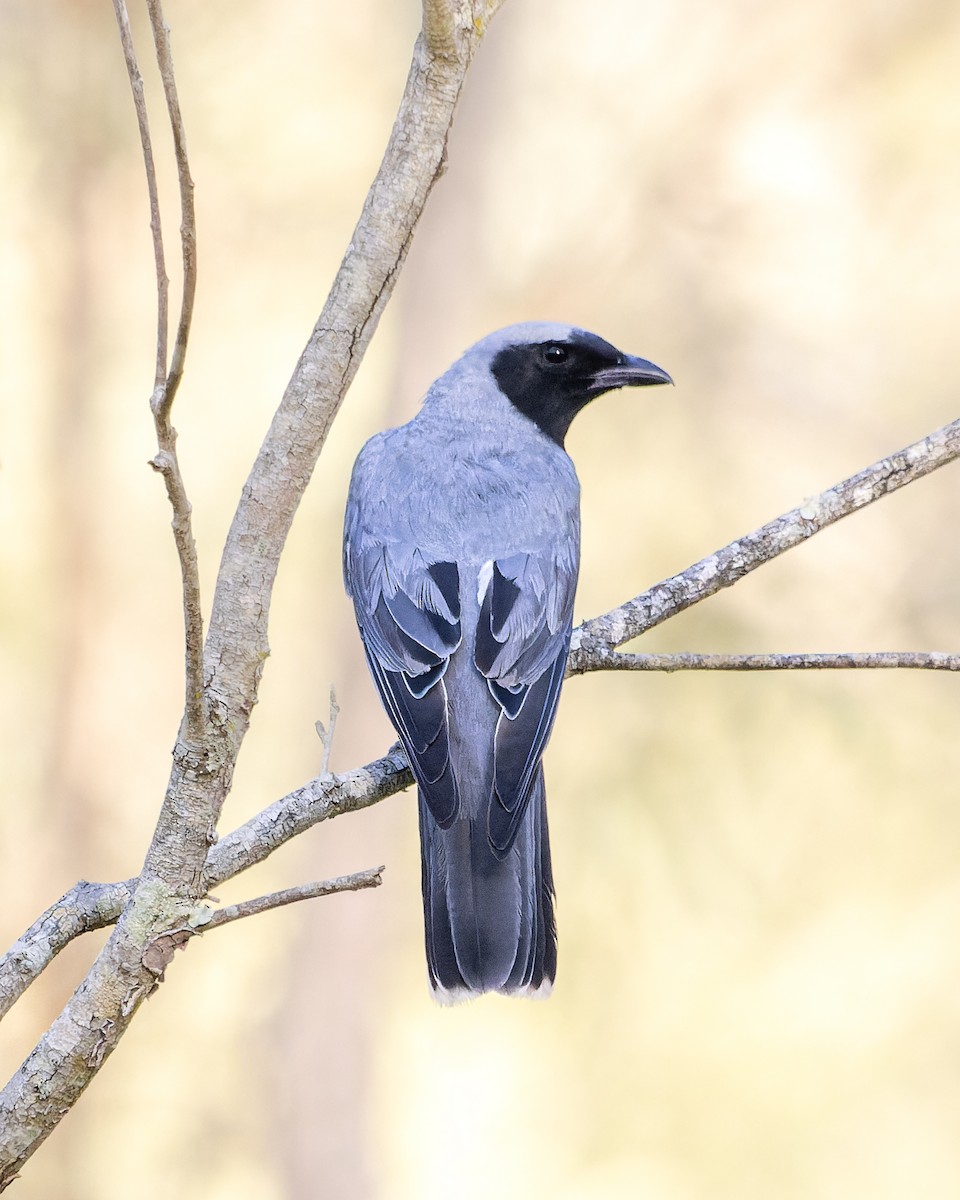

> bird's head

[{"left": 467, "top": 322, "right": 672, "bottom": 447}]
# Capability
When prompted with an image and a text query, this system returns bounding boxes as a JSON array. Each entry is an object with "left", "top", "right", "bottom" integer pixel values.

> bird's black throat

[{"left": 490, "top": 329, "right": 634, "bottom": 447}]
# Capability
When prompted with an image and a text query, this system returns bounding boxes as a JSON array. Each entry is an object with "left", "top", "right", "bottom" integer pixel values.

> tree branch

[
  {"left": 0, "top": 750, "right": 411, "bottom": 1023},
  {"left": 569, "top": 414, "right": 960, "bottom": 665},
  {"left": 198, "top": 11, "right": 502, "bottom": 834},
  {"left": 194, "top": 868, "right": 384, "bottom": 933},
  {"left": 111, "top": 0, "right": 168, "bottom": 389},
  {"left": 145, "top": 0, "right": 197, "bottom": 419},
  {"left": 0, "top": 881, "right": 134, "bottom": 1023},
  {"left": 422, "top": 0, "right": 500, "bottom": 59},
  {"left": 572, "top": 650, "right": 960, "bottom": 674},
  {"left": 114, "top": 0, "right": 204, "bottom": 740}
]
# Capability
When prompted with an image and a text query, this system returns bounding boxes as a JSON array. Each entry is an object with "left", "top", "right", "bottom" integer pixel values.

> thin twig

[
  {"left": 194, "top": 868, "right": 385, "bottom": 932},
  {"left": 112, "top": 0, "right": 167, "bottom": 388},
  {"left": 114, "top": 0, "right": 203, "bottom": 739},
  {"left": 570, "top": 415, "right": 960, "bottom": 665},
  {"left": 119, "top": 0, "right": 204, "bottom": 739},
  {"left": 315, "top": 686, "right": 340, "bottom": 776},
  {"left": 573, "top": 650, "right": 960, "bottom": 674},
  {"left": 146, "top": 0, "right": 197, "bottom": 419}
]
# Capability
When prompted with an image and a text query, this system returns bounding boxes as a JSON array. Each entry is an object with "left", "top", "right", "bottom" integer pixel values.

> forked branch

[{"left": 113, "top": 0, "right": 203, "bottom": 737}]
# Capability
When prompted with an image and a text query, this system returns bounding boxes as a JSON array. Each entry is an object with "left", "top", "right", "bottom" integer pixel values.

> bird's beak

[{"left": 592, "top": 354, "right": 673, "bottom": 390}]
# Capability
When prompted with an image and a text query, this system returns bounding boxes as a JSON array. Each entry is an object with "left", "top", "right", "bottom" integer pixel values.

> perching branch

[
  {"left": 571, "top": 651, "right": 960, "bottom": 674},
  {"left": 569, "top": 414, "right": 960, "bottom": 665}
]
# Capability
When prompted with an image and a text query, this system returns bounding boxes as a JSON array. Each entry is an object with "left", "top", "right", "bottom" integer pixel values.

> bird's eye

[{"left": 542, "top": 343, "right": 569, "bottom": 366}]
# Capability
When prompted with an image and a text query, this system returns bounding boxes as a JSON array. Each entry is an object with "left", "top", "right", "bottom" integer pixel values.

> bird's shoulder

[{"left": 351, "top": 411, "right": 578, "bottom": 492}]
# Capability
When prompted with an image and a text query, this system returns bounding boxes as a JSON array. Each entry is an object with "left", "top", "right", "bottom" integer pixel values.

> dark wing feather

[
  {"left": 345, "top": 539, "right": 462, "bottom": 827},
  {"left": 475, "top": 550, "right": 577, "bottom": 858}
]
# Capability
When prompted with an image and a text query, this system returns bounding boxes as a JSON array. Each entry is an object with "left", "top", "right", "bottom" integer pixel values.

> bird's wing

[
  {"left": 474, "top": 547, "right": 577, "bottom": 856},
  {"left": 344, "top": 532, "right": 463, "bottom": 827}
]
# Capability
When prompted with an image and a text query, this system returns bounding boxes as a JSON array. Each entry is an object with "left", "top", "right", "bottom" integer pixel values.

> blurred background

[{"left": 2, "top": 0, "right": 960, "bottom": 1196}]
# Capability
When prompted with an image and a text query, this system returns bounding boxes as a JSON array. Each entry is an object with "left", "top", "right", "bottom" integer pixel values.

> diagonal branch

[
  {"left": 198, "top": 10, "right": 503, "bottom": 817},
  {"left": 0, "top": 881, "right": 134, "bottom": 1022},
  {"left": 194, "top": 868, "right": 384, "bottom": 932},
  {"left": 569, "top": 414, "right": 960, "bottom": 665}
]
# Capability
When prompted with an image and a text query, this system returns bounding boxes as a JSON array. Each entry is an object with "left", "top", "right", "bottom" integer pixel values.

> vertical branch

[
  {"left": 112, "top": 0, "right": 168, "bottom": 388},
  {"left": 146, "top": 0, "right": 197, "bottom": 419},
  {"left": 113, "top": 0, "right": 204, "bottom": 740}
]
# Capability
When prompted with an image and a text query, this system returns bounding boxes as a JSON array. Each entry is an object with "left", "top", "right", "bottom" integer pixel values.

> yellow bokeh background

[{"left": 2, "top": 1, "right": 960, "bottom": 1197}]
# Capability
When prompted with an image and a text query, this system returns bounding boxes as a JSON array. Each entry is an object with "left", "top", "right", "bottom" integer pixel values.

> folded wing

[
  {"left": 344, "top": 537, "right": 462, "bottom": 827},
  {"left": 475, "top": 549, "right": 577, "bottom": 857}
]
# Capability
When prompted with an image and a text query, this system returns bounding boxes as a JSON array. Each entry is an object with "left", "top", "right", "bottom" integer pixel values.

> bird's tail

[{"left": 418, "top": 767, "right": 557, "bottom": 1002}]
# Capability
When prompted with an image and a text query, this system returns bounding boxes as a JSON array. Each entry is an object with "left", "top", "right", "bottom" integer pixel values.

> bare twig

[
  {"left": 111, "top": 0, "right": 167, "bottom": 387},
  {"left": 144, "top": 0, "right": 203, "bottom": 739},
  {"left": 315, "top": 687, "right": 341, "bottom": 776},
  {"left": 569, "top": 415, "right": 960, "bottom": 665},
  {"left": 113, "top": 0, "right": 204, "bottom": 739},
  {"left": 194, "top": 868, "right": 384, "bottom": 932},
  {"left": 145, "top": 0, "right": 197, "bottom": 419},
  {"left": 571, "top": 650, "right": 960, "bottom": 674}
]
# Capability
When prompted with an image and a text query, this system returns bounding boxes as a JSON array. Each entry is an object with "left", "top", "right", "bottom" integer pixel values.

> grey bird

[{"left": 343, "top": 322, "right": 671, "bottom": 1001}]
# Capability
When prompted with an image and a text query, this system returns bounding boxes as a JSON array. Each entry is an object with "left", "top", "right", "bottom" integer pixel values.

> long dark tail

[{"left": 419, "top": 767, "right": 557, "bottom": 1001}]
